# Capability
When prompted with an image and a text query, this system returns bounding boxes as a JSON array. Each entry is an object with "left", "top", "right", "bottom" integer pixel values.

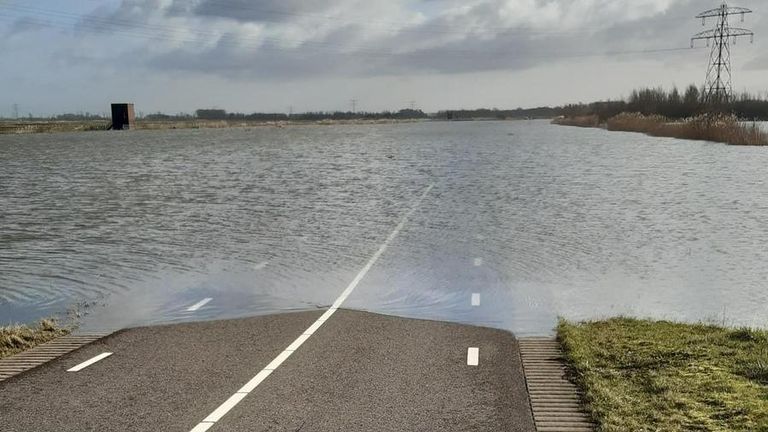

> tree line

[
  {"left": 8, "top": 87, "right": 767, "bottom": 122},
  {"left": 561, "top": 85, "right": 768, "bottom": 121},
  {"left": 192, "top": 108, "right": 430, "bottom": 121}
]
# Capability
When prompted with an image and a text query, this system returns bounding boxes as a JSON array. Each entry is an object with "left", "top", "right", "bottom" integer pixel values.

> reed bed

[
  {"left": 551, "top": 115, "right": 601, "bottom": 128},
  {"left": 554, "top": 112, "right": 768, "bottom": 146},
  {"left": 606, "top": 113, "right": 768, "bottom": 146}
]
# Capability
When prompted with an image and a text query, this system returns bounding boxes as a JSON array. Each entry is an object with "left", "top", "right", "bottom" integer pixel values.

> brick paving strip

[
  {"left": 0, "top": 333, "right": 109, "bottom": 382},
  {"left": 519, "top": 337, "right": 596, "bottom": 432}
]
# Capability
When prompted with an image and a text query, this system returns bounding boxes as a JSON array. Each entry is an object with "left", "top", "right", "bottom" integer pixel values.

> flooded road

[{"left": 1, "top": 121, "right": 767, "bottom": 335}]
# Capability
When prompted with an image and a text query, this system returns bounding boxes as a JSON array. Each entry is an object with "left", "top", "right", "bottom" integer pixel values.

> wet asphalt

[{"left": 0, "top": 310, "right": 535, "bottom": 431}]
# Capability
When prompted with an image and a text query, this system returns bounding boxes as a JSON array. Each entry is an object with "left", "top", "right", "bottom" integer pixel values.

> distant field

[
  {"left": 0, "top": 120, "right": 110, "bottom": 134},
  {"left": 0, "top": 118, "right": 429, "bottom": 134}
]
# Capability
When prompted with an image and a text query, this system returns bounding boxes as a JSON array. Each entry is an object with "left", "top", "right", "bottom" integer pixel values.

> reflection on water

[{"left": 1, "top": 121, "right": 767, "bottom": 335}]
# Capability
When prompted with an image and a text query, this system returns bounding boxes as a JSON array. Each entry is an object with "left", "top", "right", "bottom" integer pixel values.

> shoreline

[
  {"left": 553, "top": 112, "right": 768, "bottom": 146},
  {"left": 0, "top": 117, "right": 544, "bottom": 135},
  {"left": 0, "top": 118, "right": 428, "bottom": 135}
]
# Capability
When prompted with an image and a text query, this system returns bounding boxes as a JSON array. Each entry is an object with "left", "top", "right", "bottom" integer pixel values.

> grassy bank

[
  {"left": 554, "top": 112, "right": 768, "bottom": 146},
  {"left": 558, "top": 318, "right": 768, "bottom": 432},
  {"left": 1, "top": 319, "right": 70, "bottom": 360}
]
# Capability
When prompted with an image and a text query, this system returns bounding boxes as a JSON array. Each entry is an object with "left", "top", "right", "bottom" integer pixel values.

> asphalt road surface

[{"left": 0, "top": 310, "right": 535, "bottom": 431}]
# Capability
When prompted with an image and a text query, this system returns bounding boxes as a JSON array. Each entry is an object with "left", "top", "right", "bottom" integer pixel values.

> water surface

[{"left": 1, "top": 121, "right": 767, "bottom": 335}]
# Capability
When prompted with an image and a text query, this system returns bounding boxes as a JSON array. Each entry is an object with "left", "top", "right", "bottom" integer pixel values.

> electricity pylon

[{"left": 691, "top": 3, "right": 754, "bottom": 103}]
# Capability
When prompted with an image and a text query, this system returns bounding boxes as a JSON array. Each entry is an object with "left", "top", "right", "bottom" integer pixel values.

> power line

[
  {"left": 0, "top": 3, "right": 707, "bottom": 68},
  {"left": 0, "top": 2, "right": 698, "bottom": 47},
  {"left": 691, "top": 2, "right": 755, "bottom": 103},
  {"left": 77, "top": 0, "right": 644, "bottom": 37},
  {"left": 0, "top": 2, "right": 586, "bottom": 39},
  {"left": 0, "top": 10, "right": 701, "bottom": 62}
]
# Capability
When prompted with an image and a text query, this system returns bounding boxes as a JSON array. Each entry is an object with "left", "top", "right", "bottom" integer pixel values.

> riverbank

[
  {"left": 558, "top": 318, "right": 768, "bottom": 431},
  {"left": 553, "top": 112, "right": 768, "bottom": 146},
  {"left": 0, "top": 118, "right": 430, "bottom": 135},
  {"left": 1, "top": 319, "right": 70, "bottom": 360}
]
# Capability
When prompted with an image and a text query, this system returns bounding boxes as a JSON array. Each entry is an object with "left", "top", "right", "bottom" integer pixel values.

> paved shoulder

[{"left": 215, "top": 310, "right": 535, "bottom": 431}]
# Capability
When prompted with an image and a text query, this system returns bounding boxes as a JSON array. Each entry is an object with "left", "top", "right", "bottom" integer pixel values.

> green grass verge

[
  {"left": 558, "top": 318, "right": 768, "bottom": 432},
  {"left": 0, "top": 319, "right": 71, "bottom": 360}
]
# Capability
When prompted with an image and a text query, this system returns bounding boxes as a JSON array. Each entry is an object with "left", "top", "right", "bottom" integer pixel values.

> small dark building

[{"left": 110, "top": 103, "right": 136, "bottom": 130}]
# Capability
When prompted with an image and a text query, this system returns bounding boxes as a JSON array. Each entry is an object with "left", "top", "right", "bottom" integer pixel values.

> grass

[
  {"left": 557, "top": 318, "right": 768, "bottom": 432},
  {"left": 0, "top": 319, "right": 70, "bottom": 360}
]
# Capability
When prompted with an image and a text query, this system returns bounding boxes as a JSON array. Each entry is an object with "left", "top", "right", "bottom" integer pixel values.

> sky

[{"left": 0, "top": 0, "right": 766, "bottom": 116}]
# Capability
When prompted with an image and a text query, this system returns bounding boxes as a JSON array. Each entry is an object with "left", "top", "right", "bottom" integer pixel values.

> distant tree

[
  {"left": 195, "top": 109, "right": 227, "bottom": 120},
  {"left": 683, "top": 85, "right": 701, "bottom": 115}
]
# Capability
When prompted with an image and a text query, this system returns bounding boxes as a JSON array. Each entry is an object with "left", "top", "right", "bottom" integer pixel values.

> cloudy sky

[{"left": 0, "top": 0, "right": 766, "bottom": 116}]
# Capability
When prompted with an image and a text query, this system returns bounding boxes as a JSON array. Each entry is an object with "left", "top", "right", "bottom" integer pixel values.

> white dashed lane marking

[
  {"left": 67, "top": 352, "right": 113, "bottom": 372},
  {"left": 467, "top": 348, "right": 479, "bottom": 366},
  {"left": 187, "top": 298, "right": 213, "bottom": 312}
]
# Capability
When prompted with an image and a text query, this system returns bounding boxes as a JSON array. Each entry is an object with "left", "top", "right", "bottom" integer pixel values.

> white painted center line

[
  {"left": 189, "top": 422, "right": 214, "bottom": 432},
  {"left": 473, "top": 257, "right": 483, "bottom": 267},
  {"left": 471, "top": 293, "right": 481, "bottom": 306},
  {"left": 187, "top": 183, "right": 435, "bottom": 432},
  {"left": 67, "top": 352, "right": 113, "bottom": 372},
  {"left": 467, "top": 347, "right": 479, "bottom": 366},
  {"left": 187, "top": 297, "right": 213, "bottom": 312}
]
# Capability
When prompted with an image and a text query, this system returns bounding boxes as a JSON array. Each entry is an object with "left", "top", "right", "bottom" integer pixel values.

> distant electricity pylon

[
  {"left": 691, "top": 3, "right": 754, "bottom": 103},
  {"left": 351, "top": 98, "right": 358, "bottom": 114}
]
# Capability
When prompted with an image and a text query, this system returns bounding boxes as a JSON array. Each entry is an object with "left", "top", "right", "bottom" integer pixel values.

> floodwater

[{"left": 1, "top": 121, "right": 767, "bottom": 335}]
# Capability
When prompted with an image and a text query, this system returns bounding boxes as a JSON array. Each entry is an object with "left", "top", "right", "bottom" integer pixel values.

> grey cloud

[
  {"left": 68, "top": 0, "right": 768, "bottom": 80},
  {"left": 169, "top": 0, "right": 346, "bottom": 23}
]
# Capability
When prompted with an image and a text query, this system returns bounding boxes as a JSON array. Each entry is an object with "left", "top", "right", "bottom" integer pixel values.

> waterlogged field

[{"left": 1, "top": 121, "right": 767, "bottom": 334}]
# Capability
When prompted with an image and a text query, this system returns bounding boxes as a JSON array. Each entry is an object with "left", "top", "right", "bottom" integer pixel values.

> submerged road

[
  {"left": 1, "top": 183, "right": 539, "bottom": 430},
  {"left": 0, "top": 310, "right": 535, "bottom": 431}
]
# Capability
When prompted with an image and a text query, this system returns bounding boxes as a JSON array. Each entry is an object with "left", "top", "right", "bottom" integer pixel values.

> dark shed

[{"left": 111, "top": 103, "right": 136, "bottom": 130}]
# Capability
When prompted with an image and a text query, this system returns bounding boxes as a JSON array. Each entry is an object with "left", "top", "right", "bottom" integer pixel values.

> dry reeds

[
  {"left": 0, "top": 319, "right": 70, "bottom": 359},
  {"left": 552, "top": 115, "right": 601, "bottom": 128},
  {"left": 606, "top": 112, "right": 768, "bottom": 146}
]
